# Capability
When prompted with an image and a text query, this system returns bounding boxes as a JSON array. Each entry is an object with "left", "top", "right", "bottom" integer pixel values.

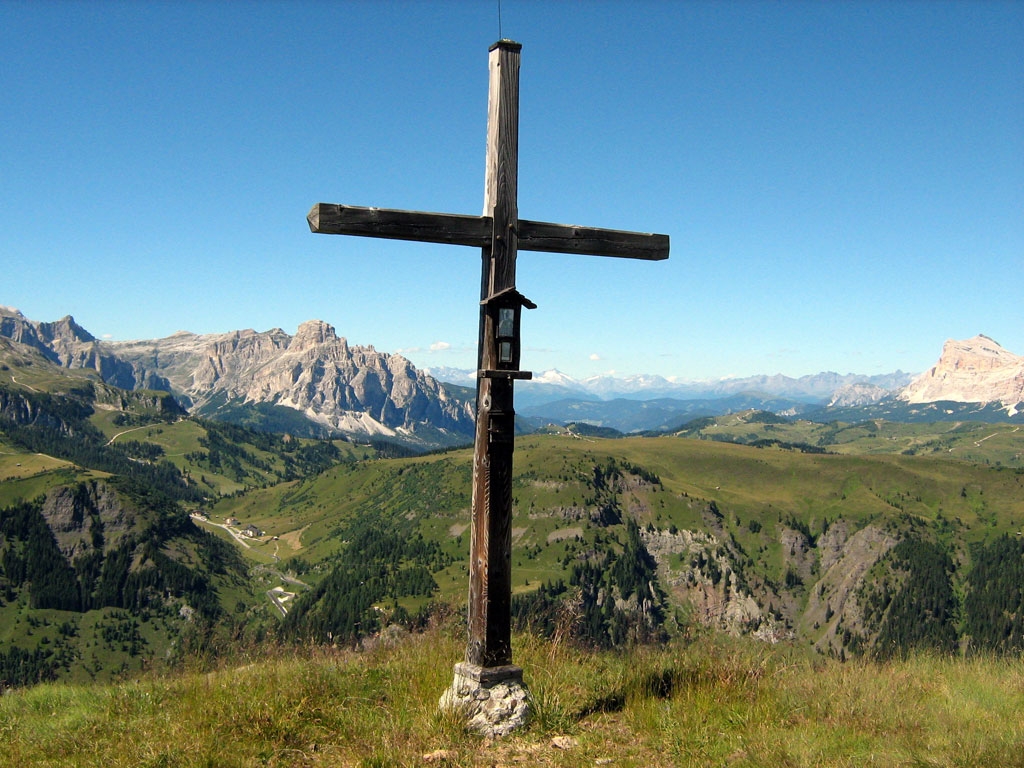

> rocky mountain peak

[
  {"left": 292, "top": 319, "right": 339, "bottom": 348},
  {"left": 0, "top": 307, "right": 41, "bottom": 349},
  {"left": 939, "top": 335, "right": 1016, "bottom": 369},
  {"left": 899, "top": 335, "right": 1024, "bottom": 412},
  {"left": 38, "top": 315, "right": 96, "bottom": 345},
  {"left": 0, "top": 308, "right": 95, "bottom": 347},
  {"left": 828, "top": 382, "right": 891, "bottom": 408}
]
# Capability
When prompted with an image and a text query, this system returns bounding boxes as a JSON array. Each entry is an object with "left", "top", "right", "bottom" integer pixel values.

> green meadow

[{"left": 1, "top": 624, "right": 1021, "bottom": 767}]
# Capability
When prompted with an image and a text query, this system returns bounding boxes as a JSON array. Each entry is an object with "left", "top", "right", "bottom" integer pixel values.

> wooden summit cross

[{"left": 308, "top": 40, "right": 668, "bottom": 716}]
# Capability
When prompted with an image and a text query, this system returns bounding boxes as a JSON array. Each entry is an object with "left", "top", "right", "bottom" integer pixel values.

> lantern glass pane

[
  {"left": 499, "top": 341, "right": 513, "bottom": 364},
  {"left": 498, "top": 307, "right": 515, "bottom": 338}
]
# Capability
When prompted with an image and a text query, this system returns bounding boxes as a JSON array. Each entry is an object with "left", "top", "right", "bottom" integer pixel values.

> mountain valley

[{"left": 1, "top": 307, "right": 1023, "bottom": 688}]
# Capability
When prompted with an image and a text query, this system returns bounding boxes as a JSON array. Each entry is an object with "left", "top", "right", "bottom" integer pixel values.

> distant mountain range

[
  {"left": 2, "top": 304, "right": 1021, "bottom": 442},
  {"left": 426, "top": 366, "right": 914, "bottom": 407},
  {"left": 430, "top": 334, "right": 1024, "bottom": 431},
  {"left": 0, "top": 307, "right": 474, "bottom": 448}
]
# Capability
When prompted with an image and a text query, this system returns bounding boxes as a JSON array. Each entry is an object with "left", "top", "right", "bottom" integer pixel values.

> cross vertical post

[{"left": 468, "top": 39, "right": 522, "bottom": 671}]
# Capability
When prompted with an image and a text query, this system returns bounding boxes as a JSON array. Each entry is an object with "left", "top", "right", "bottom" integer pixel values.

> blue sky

[{"left": 3, "top": 0, "right": 1021, "bottom": 380}]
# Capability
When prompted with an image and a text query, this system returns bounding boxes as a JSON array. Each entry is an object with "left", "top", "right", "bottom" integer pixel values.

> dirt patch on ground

[
  {"left": 449, "top": 523, "right": 468, "bottom": 537},
  {"left": 278, "top": 525, "right": 309, "bottom": 553},
  {"left": 547, "top": 526, "right": 584, "bottom": 543}
]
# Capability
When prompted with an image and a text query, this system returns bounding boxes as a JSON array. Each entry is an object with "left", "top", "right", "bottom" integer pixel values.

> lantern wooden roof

[{"left": 481, "top": 286, "right": 537, "bottom": 310}]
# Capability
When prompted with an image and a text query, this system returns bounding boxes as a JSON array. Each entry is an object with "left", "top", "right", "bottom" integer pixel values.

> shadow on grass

[{"left": 575, "top": 666, "right": 679, "bottom": 718}]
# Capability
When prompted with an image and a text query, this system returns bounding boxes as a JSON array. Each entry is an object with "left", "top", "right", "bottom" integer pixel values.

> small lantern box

[{"left": 479, "top": 287, "right": 536, "bottom": 380}]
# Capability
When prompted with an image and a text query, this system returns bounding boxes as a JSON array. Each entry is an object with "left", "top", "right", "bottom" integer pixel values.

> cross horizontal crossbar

[{"left": 308, "top": 203, "right": 669, "bottom": 261}]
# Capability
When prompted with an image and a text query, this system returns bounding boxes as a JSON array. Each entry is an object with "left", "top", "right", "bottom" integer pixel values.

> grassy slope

[
  {"left": 236, "top": 434, "right": 1024, "bottom": 580},
  {"left": 0, "top": 457, "right": 104, "bottom": 508},
  {"left": 88, "top": 412, "right": 365, "bottom": 498},
  {"left": 0, "top": 342, "right": 97, "bottom": 392},
  {"left": 200, "top": 431, "right": 1024, "bottom": 658},
  {"left": 1, "top": 626, "right": 1021, "bottom": 767},
  {"left": 1, "top": 343, "right": 367, "bottom": 502},
  {"left": 0, "top": 362, "right": 294, "bottom": 681},
  {"left": 0, "top": 604, "right": 183, "bottom": 685},
  {"left": 685, "top": 417, "right": 1023, "bottom": 469},
  {"left": 3, "top": 415, "right": 1021, "bottom": 668}
]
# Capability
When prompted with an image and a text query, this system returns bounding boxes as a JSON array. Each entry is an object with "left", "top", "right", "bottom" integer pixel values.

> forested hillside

[
  {"left": 0, "top": 350, "right": 362, "bottom": 686},
  {"left": 240, "top": 433, "right": 1024, "bottom": 663},
  {"left": 0, "top": 482, "right": 246, "bottom": 686}
]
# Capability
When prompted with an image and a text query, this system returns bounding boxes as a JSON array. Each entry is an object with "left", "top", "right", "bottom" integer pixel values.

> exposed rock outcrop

[
  {"left": 828, "top": 382, "right": 891, "bottom": 407},
  {"left": 642, "top": 527, "right": 764, "bottom": 636},
  {"left": 0, "top": 306, "right": 170, "bottom": 391},
  {"left": 132, "top": 319, "right": 474, "bottom": 440},
  {"left": 642, "top": 515, "right": 904, "bottom": 654},
  {"left": 801, "top": 521, "right": 899, "bottom": 655},
  {"left": 0, "top": 307, "right": 474, "bottom": 445},
  {"left": 899, "top": 335, "right": 1024, "bottom": 414},
  {"left": 39, "top": 482, "right": 136, "bottom": 560}
]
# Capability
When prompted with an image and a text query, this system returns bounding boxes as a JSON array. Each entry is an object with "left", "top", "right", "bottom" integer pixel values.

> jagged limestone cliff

[
  {"left": 109, "top": 320, "right": 474, "bottom": 443},
  {"left": 899, "top": 335, "right": 1024, "bottom": 414},
  {"left": 0, "top": 308, "right": 474, "bottom": 446}
]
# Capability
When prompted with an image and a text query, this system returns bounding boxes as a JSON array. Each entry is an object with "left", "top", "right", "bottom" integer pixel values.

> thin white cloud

[
  {"left": 589, "top": 353, "right": 602, "bottom": 361},
  {"left": 430, "top": 341, "right": 452, "bottom": 352}
]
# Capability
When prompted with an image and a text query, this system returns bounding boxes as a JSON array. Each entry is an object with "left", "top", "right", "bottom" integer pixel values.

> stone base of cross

[
  {"left": 308, "top": 40, "right": 667, "bottom": 737},
  {"left": 439, "top": 663, "right": 530, "bottom": 737}
]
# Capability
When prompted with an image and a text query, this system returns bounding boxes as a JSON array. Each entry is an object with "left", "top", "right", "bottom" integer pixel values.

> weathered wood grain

[
  {"left": 309, "top": 204, "right": 669, "bottom": 261},
  {"left": 483, "top": 39, "right": 521, "bottom": 295},
  {"left": 467, "top": 40, "right": 523, "bottom": 669},
  {"left": 307, "top": 204, "right": 490, "bottom": 246},
  {"left": 518, "top": 220, "right": 669, "bottom": 261}
]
